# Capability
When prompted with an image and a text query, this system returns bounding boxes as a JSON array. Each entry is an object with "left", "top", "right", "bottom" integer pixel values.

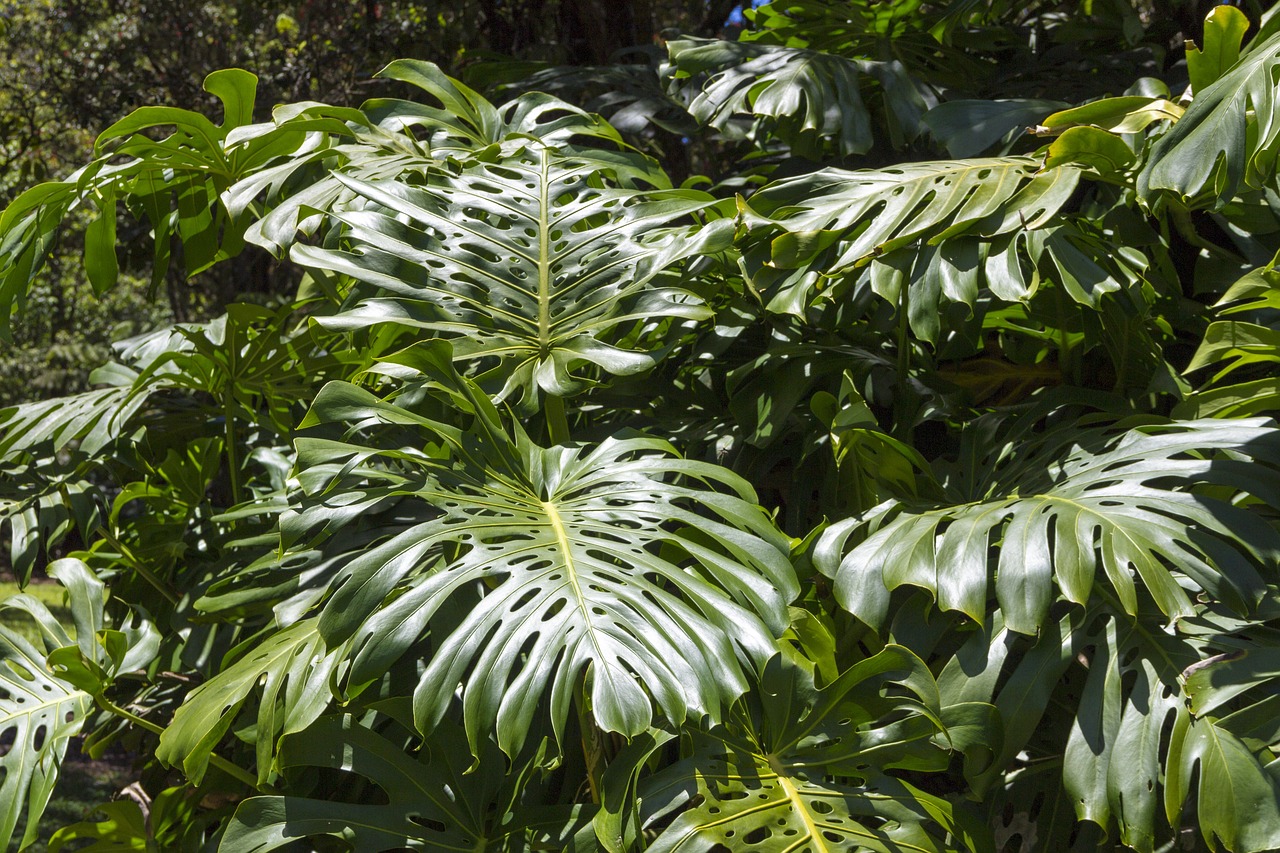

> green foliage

[{"left": 5, "top": 3, "right": 1280, "bottom": 853}]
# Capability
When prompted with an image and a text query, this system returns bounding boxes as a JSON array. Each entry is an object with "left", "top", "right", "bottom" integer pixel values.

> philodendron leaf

[
  {"left": 157, "top": 618, "right": 340, "bottom": 785},
  {"left": 667, "top": 37, "right": 927, "bottom": 156},
  {"left": 816, "top": 418, "right": 1280, "bottom": 634},
  {"left": 294, "top": 141, "right": 724, "bottom": 411},
  {"left": 638, "top": 650, "right": 987, "bottom": 853},
  {"left": 220, "top": 715, "right": 588, "bottom": 852},
  {"left": 1140, "top": 13, "right": 1280, "bottom": 207},
  {"left": 0, "top": 560, "right": 111, "bottom": 850},
  {"left": 1187, "top": 5, "right": 1250, "bottom": 95},
  {"left": 291, "top": 354, "right": 796, "bottom": 758}
]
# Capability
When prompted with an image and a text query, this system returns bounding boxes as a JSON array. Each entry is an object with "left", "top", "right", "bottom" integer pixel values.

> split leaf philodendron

[{"left": 4, "top": 4, "right": 1280, "bottom": 851}]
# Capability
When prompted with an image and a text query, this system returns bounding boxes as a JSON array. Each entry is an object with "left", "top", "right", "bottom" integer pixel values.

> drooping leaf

[
  {"left": 220, "top": 715, "right": 588, "bottom": 853},
  {"left": 638, "top": 650, "right": 987, "bottom": 853},
  {"left": 816, "top": 417, "right": 1280, "bottom": 633},
  {"left": 667, "top": 37, "right": 927, "bottom": 157}
]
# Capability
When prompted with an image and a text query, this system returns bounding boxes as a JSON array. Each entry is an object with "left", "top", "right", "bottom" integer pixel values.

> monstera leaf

[
  {"left": 743, "top": 157, "right": 1080, "bottom": 274},
  {"left": 157, "top": 618, "right": 341, "bottom": 785},
  {"left": 221, "top": 715, "right": 588, "bottom": 852},
  {"left": 293, "top": 142, "right": 727, "bottom": 409},
  {"left": 232, "top": 60, "right": 634, "bottom": 257},
  {"left": 0, "top": 559, "right": 157, "bottom": 851},
  {"left": 275, "top": 343, "right": 797, "bottom": 758},
  {"left": 740, "top": 157, "right": 1147, "bottom": 322},
  {"left": 1139, "top": 17, "right": 1280, "bottom": 208},
  {"left": 0, "top": 585, "right": 91, "bottom": 850},
  {"left": 816, "top": 417, "right": 1280, "bottom": 634},
  {"left": 667, "top": 37, "right": 927, "bottom": 157},
  {"left": 634, "top": 649, "right": 987, "bottom": 853}
]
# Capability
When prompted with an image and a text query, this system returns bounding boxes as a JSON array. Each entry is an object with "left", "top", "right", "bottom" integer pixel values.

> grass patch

[{"left": 0, "top": 580, "right": 72, "bottom": 644}]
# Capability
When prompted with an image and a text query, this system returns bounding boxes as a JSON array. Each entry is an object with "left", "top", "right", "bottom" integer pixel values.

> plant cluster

[{"left": 4, "top": 2, "right": 1280, "bottom": 851}]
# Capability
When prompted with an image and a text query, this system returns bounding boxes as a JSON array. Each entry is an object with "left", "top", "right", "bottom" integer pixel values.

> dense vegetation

[{"left": 5, "top": 1, "right": 1280, "bottom": 850}]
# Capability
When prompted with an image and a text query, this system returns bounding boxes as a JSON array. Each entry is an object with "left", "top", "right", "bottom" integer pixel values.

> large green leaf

[
  {"left": 635, "top": 650, "right": 987, "bottom": 852},
  {"left": 293, "top": 143, "right": 725, "bottom": 408},
  {"left": 667, "top": 37, "right": 927, "bottom": 157},
  {"left": 1139, "top": 18, "right": 1280, "bottom": 208},
  {"left": 220, "top": 715, "right": 587, "bottom": 852},
  {"left": 816, "top": 417, "right": 1280, "bottom": 634},
  {"left": 0, "top": 559, "right": 154, "bottom": 851},
  {"left": 283, "top": 345, "right": 797, "bottom": 757}
]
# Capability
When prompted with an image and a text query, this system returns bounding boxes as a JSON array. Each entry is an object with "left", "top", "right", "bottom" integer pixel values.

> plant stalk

[
  {"left": 893, "top": 282, "right": 913, "bottom": 441},
  {"left": 575, "top": 680, "right": 608, "bottom": 804},
  {"left": 96, "top": 528, "right": 181, "bottom": 606},
  {"left": 545, "top": 394, "right": 571, "bottom": 445},
  {"left": 224, "top": 392, "right": 241, "bottom": 507},
  {"left": 95, "top": 695, "right": 273, "bottom": 793}
]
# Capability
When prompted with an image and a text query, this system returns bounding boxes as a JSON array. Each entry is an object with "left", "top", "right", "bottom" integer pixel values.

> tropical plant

[{"left": 5, "top": 2, "right": 1280, "bottom": 852}]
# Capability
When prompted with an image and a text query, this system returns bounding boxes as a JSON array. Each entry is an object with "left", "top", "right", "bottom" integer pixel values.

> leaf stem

[
  {"left": 1169, "top": 206, "right": 1246, "bottom": 265},
  {"left": 893, "top": 282, "right": 913, "bottom": 441},
  {"left": 94, "top": 694, "right": 274, "bottom": 793},
  {"left": 224, "top": 392, "right": 241, "bottom": 507},
  {"left": 545, "top": 394, "right": 571, "bottom": 445},
  {"left": 95, "top": 528, "right": 181, "bottom": 606},
  {"left": 575, "top": 677, "right": 607, "bottom": 804}
]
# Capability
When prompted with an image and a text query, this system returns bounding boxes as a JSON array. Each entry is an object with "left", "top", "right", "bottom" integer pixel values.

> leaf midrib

[
  {"left": 537, "top": 147, "right": 552, "bottom": 356},
  {"left": 541, "top": 497, "right": 619, "bottom": 708}
]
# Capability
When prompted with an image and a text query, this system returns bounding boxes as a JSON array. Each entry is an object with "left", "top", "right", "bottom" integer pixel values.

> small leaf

[
  {"left": 1045, "top": 127, "right": 1135, "bottom": 177},
  {"left": 1188, "top": 5, "right": 1250, "bottom": 95},
  {"left": 83, "top": 191, "right": 119, "bottom": 295}
]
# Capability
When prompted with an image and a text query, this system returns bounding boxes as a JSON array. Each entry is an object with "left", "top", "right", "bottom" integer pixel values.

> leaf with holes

[
  {"left": 293, "top": 143, "right": 726, "bottom": 410},
  {"left": 667, "top": 37, "right": 926, "bottom": 157},
  {"left": 291, "top": 361, "right": 796, "bottom": 757},
  {"left": 637, "top": 649, "right": 987, "bottom": 853},
  {"left": 0, "top": 560, "right": 121, "bottom": 850},
  {"left": 816, "top": 417, "right": 1280, "bottom": 634}
]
